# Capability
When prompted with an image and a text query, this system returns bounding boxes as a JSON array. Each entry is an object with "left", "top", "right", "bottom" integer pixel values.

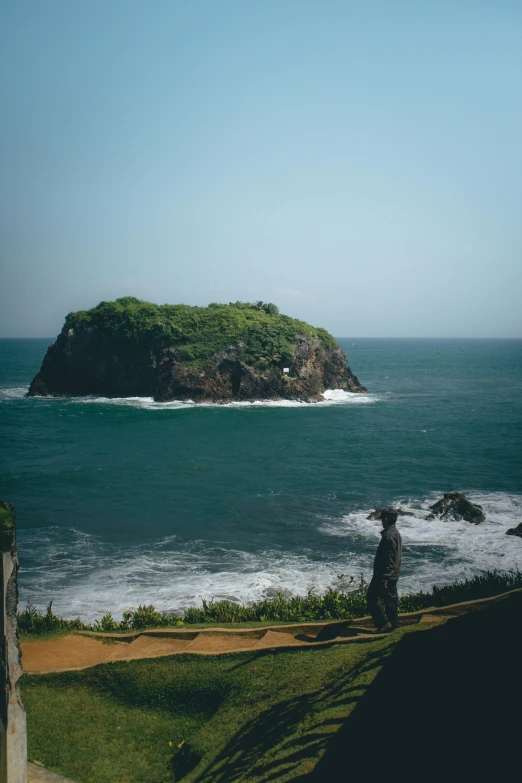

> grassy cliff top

[
  {"left": 64, "top": 298, "right": 338, "bottom": 368},
  {"left": 0, "top": 504, "right": 15, "bottom": 549}
]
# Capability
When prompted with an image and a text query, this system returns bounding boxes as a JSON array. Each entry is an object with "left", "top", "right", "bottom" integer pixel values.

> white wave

[
  {"left": 6, "top": 388, "right": 379, "bottom": 410},
  {"left": 322, "top": 389, "right": 376, "bottom": 405},
  {"left": 319, "top": 491, "right": 522, "bottom": 595},
  {"left": 220, "top": 389, "right": 377, "bottom": 408},
  {"left": 18, "top": 529, "right": 352, "bottom": 622},
  {"left": 0, "top": 387, "right": 29, "bottom": 401},
  {"left": 76, "top": 395, "right": 189, "bottom": 410}
]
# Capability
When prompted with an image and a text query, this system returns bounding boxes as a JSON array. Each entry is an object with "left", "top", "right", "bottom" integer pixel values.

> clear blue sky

[{"left": 1, "top": 1, "right": 521, "bottom": 337}]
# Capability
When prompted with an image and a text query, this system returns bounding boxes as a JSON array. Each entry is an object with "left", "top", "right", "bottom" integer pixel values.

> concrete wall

[{"left": 0, "top": 502, "right": 27, "bottom": 783}]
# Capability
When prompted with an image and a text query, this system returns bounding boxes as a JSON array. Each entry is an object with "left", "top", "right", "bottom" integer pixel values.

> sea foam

[
  {"left": 17, "top": 491, "right": 522, "bottom": 623},
  {"left": 320, "top": 491, "right": 522, "bottom": 596},
  {"left": 1, "top": 387, "right": 379, "bottom": 409},
  {"left": 0, "top": 387, "right": 29, "bottom": 401}
]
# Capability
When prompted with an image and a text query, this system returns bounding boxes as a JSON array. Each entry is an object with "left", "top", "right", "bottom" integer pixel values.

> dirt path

[
  {"left": 23, "top": 624, "right": 372, "bottom": 673},
  {"left": 23, "top": 589, "right": 521, "bottom": 675},
  {"left": 28, "top": 762, "right": 76, "bottom": 782}
]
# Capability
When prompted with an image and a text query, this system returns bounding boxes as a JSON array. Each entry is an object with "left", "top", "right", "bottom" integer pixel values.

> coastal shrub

[
  {"left": 18, "top": 601, "right": 88, "bottom": 634},
  {"left": 93, "top": 613, "right": 119, "bottom": 633},
  {"left": 119, "top": 604, "right": 177, "bottom": 630},
  {"left": 429, "top": 570, "right": 522, "bottom": 606},
  {"left": 18, "top": 570, "right": 522, "bottom": 634}
]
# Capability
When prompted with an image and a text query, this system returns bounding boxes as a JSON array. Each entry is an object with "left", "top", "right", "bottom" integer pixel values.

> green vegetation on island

[{"left": 64, "top": 297, "right": 336, "bottom": 370}]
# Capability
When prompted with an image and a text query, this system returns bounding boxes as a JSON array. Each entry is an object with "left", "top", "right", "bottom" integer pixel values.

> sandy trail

[
  {"left": 22, "top": 623, "right": 374, "bottom": 673},
  {"left": 23, "top": 589, "right": 521, "bottom": 675}
]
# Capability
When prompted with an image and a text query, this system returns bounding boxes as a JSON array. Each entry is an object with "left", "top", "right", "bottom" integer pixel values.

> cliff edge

[{"left": 28, "top": 298, "right": 366, "bottom": 403}]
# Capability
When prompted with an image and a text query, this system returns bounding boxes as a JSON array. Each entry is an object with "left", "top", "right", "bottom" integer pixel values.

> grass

[
  {"left": 0, "top": 504, "right": 14, "bottom": 529},
  {"left": 18, "top": 570, "right": 522, "bottom": 637},
  {"left": 0, "top": 503, "right": 15, "bottom": 549},
  {"left": 22, "top": 578, "right": 522, "bottom": 781},
  {"left": 23, "top": 629, "right": 406, "bottom": 783}
]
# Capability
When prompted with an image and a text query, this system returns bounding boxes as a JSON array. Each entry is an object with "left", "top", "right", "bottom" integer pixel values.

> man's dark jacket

[{"left": 373, "top": 523, "right": 402, "bottom": 580}]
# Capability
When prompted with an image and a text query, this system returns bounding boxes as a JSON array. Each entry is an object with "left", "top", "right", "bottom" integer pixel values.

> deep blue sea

[{"left": 1, "top": 338, "right": 521, "bottom": 621}]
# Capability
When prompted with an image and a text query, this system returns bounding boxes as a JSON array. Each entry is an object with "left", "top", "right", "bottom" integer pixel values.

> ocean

[{"left": 1, "top": 337, "right": 521, "bottom": 622}]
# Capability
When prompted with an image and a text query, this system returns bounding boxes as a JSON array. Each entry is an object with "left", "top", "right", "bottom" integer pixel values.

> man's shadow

[{"left": 296, "top": 591, "right": 522, "bottom": 781}]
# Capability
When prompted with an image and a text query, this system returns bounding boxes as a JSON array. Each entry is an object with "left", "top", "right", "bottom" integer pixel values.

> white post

[{"left": 0, "top": 502, "right": 27, "bottom": 783}]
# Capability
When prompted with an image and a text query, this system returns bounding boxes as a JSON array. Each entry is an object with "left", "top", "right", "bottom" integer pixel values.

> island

[{"left": 28, "top": 298, "right": 367, "bottom": 402}]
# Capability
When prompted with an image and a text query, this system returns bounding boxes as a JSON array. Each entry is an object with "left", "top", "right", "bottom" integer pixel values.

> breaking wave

[
  {"left": 320, "top": 491, "right": 522, "bottom": 596},
  {"left": 17, "top": 491, "right": 522, "bottom": 622}
]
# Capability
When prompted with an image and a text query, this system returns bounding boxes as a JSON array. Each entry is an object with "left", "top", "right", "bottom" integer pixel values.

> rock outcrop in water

[
  {"left": 427, "top": 492, "right": 485, "bottom": 524},
  {"left": 506, "top": 522, "right": 522, "bottom": 538},
  {"left": 366, "top": 508, "right": 416, "bottom": 520},
  {"left": 28, "top": 298, "right": 366, "bottom": 403}
]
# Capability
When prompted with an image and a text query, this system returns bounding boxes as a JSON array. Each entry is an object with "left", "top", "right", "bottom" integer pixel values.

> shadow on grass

[
  {"left": 41, "top": 655, "right": 232, "bottom": 722},
  {"left": 187, "top": 641, "right": 392, "bottom": 783},
  {"left": 186, "top": 593, "right": 522, "bottom": 782},
  {"left": 296, "top": 591, "right": 522, "bottom": 782}
]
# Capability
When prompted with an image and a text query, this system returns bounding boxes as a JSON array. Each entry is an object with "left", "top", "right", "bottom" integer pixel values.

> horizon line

[{"left": 1, "top": 335, "right": 521, "bottom": 341}]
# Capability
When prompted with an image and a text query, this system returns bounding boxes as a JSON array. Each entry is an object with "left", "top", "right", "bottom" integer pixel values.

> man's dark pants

[{"left": 366, "top": 577, "right": 399, "bottom": 628}]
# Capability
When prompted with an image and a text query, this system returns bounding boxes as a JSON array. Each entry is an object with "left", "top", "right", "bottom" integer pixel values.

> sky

[{"left": 1, "top": 1, "right": 521, "bottom": 338}]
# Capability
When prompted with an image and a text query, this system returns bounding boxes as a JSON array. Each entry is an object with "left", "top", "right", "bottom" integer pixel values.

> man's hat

[{"left": 381, "top": 508, "right": 398, "bottom": 523}]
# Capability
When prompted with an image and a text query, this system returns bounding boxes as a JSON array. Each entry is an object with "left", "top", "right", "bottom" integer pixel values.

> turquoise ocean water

[{"left": 1, "top": 338, "right": 521, "bottom": 621}]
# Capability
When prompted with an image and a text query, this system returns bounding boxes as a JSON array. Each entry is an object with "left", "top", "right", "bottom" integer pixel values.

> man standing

[{"left": 367, "top": 508, "right": 402, "bottom": 632}]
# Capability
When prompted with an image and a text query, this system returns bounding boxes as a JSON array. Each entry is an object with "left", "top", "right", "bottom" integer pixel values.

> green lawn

[{"left": 23, "top": 628, "right": 416, "bottom": 783}]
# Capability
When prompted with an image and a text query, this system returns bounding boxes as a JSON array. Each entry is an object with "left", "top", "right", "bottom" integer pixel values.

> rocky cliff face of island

[{"left": 28, "top": 298, "right": 366, "bottom": 402}]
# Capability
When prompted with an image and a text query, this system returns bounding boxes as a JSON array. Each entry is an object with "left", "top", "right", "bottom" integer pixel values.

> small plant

[
  {"left": 118, "top": 604, "right": 181, "bottom": 631},
  {"left": 93, "top": 613, "right": 119, "bottom": 632},
  {"left": 18, "top": 601, "right": 88, "bottom": 634},
  {"left": 17, "top": 603, "right": 41, "bottom": 633}
]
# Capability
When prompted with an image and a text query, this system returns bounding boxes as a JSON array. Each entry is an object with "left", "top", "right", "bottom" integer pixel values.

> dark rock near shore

[
  {"left": 506, "top": 522, "right": 522, "bottom": 538},
  {"left": 428, "top": 492, "right": 485, "bottom": 524},
  {"left": 153, "top": 338, "right": 364, "bottom": 403},
  {"left": 366, "top": 507, "right": 416, "bottom": 520}
]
